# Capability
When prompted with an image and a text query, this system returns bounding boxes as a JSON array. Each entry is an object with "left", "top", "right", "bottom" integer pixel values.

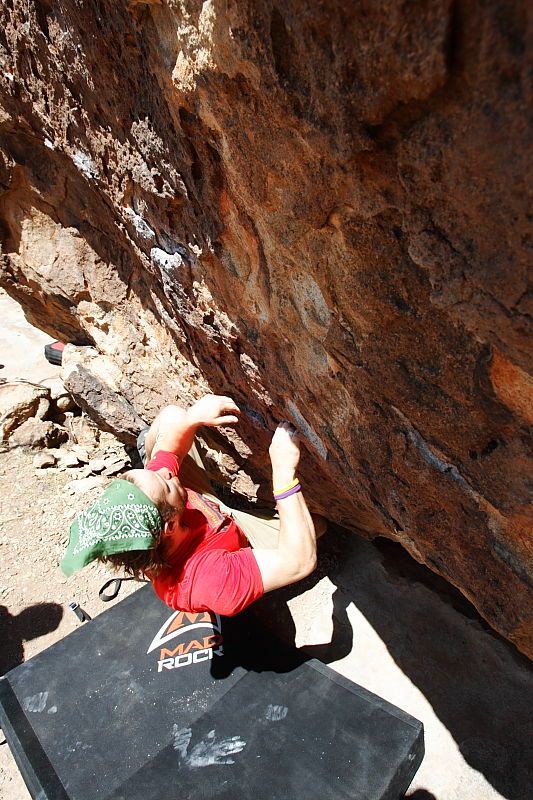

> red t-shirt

[{"left": 146, "top": 450, "right": 264, "bottom": 615}]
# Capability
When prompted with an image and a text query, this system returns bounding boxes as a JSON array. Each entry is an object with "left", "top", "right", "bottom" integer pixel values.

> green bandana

[{"left": 60, "top": 479, "right": 163, "bottom": 577}]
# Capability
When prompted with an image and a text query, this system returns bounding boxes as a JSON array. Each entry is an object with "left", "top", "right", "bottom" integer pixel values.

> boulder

[
  {"left": 70, "top": 444, "right": 90, "bottom": 463},
  {"left": 87, "top": 458, "right": 106, "bottom": 474},
  {"left": 0, "top": 382, "right": 50, "bottom": 440},
  {"left": 55, "top": 394, "right": 76, "bottom": 413},
  {"left": 42, "top": 377, "right": 78, "bottom": 415},
  {"left": 0, "top": 1, "right": 530, "bottom": 657},
  {"left": 10, "top": 419, "right": 69, "bottom": 449},
  {"left": 64, "top": 416, "right": 100, "bottom": 449},
  {"left": 62, "top": 346, "right": 147, "bottom": 446},
  {"left": 56, "top": 451, "right": 81, "bottom": 469},
  {"left": 102, "top": 456, "right": 129, "bottom": 476},
  {"left": 33, "top": 450, "right": 57, "bottom": 469}
]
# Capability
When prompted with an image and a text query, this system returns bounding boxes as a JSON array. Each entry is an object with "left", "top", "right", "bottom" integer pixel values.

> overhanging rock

[{"left": 0, "top": 1, "right": 531, "bottom": 657}]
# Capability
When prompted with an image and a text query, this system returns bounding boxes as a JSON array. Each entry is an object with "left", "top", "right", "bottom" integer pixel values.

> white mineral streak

[
  {"left": 122, "top": 207, "right": 156, "bottom": 241},
  {"left": 151, "top": 247, "right": 183, "bottom": 274},
  {"left": 71, "top": 149, "right": 98, "bottom": 180},
  {"left": 292, "top": 271, "right": 331, "bottom": 334},
  {"left": 287, "top": 400, "right": 327, "bottom": 460}
]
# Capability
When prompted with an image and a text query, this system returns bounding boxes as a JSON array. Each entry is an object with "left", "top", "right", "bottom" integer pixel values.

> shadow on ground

[
  {"left": 0, "top": 603, "right": 63, "bottom": 676},
  {"left": 251, "top": 527, "right": 533, "bottom": 800}
]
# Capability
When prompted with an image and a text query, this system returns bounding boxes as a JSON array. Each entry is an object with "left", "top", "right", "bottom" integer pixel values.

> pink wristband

[{"left": 274, "top": 484, "right": 301, "bottom": 501}]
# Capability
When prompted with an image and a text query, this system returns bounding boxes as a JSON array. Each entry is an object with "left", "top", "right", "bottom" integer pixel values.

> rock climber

[{"left": 60, "top": 395, "right": 325, "bottom": 615}]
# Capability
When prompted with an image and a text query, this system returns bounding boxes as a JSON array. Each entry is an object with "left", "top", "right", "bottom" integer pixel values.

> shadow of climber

[{"left": 0, "top": 603, "right": 63, "bottom": 676}]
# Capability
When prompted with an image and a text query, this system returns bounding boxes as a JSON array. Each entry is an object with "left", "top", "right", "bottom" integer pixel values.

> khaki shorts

[{"left": 137, "top": 429, "right": 280, "bottom": 550}]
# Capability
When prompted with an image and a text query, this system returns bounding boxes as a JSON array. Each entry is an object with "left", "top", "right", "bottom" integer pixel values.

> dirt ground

[
  {"left": 1, "top": 290, "right": 532, "bottom": 800},
  {"left": 0, "top": 291, "right": 141, "bottom": 799},
  {"left": 0, "top": 444, "right": 142, "bottom": 799}
]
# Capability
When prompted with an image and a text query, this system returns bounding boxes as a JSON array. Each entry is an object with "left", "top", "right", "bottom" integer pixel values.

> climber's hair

[
  {"left": 96, "top": 471, "right": 184, "bottom": 580},
  {"left": 99, "top": 546, "right": 165, "bottom": 581}
]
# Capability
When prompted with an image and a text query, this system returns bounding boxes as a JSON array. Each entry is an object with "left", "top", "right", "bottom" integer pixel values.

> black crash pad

[{"left": 0, "top": 584, "right": 424, "bottom": 799}]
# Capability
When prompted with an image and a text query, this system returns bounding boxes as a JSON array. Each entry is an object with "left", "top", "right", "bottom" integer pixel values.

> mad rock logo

[{"left": 147, "top": 610, "right": 224, "bottom": 673}]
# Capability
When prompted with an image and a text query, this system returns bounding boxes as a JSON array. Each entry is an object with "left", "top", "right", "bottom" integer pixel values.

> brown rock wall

[{"left": 0, "top": 1, "right": 531, "bottom": 655}]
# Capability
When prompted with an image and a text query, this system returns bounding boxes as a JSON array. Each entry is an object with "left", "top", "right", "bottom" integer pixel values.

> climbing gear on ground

[{"left": 98, "top": 576, "right": 147, "bottom": 602}]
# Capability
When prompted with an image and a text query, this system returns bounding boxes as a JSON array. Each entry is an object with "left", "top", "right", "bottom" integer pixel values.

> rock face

[{"left": 0, "top": 2, "right": 531, "bottom": 655}]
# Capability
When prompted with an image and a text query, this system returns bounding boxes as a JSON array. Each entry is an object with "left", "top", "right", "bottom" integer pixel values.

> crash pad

[{"left": 0, "top": 584, "right": 424, "bottom": 799}]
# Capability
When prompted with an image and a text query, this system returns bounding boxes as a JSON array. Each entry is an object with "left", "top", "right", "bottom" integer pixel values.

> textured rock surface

[
  {"left": 10, "top": 418, "right": 68, "bottom": 449},
  {"left": 0, "top": 382, "right": 50, "bottom": 439},
  {"left": 0, "top": 1, "right": 531, "bottom": 655},
  {"left": 62, "top": 345, "right": 147, "bottom": 444}
]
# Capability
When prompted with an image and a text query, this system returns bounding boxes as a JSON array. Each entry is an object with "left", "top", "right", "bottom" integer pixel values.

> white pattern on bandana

[{"left": 74, "top": 501, "right": 160, "bottom": 554}]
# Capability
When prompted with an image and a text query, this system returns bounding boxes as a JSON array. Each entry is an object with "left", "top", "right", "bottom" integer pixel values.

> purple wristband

[{"left": 274, "top": 484, "right": 301, "bottom": 501}]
